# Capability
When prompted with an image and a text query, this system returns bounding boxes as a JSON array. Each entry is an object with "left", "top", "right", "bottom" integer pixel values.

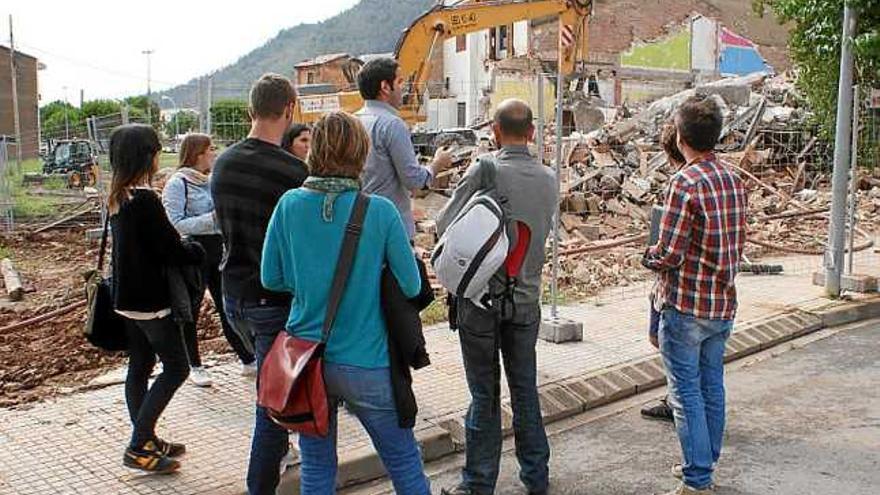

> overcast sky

[{"left": 2, "top": 0, "right": 360, "bottom": 105}]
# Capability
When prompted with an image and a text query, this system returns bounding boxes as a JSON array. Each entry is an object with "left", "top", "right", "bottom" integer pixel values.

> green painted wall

[{"left": 620, "top": 28, "right": 691, "bottom": 72}]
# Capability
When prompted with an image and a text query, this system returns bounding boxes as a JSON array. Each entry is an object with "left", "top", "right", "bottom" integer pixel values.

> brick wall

[{"left": 0, "top": 46, "right": 39, "bottom": 159}]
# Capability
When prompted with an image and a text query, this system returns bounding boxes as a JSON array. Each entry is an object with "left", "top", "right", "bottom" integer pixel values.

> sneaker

[
  {"left": 189, "top": 367, "right": 213, "bottom": 387},
  {"left": 641, "top": 398, "right": 674, "bottom": 422},
  {"left": 123, "top": 445, "right": 180, "bottom": 474},
  {"left": 241, "top": 361, "right": 258, "bottom": 377},
  {"left": 279, "top": 443, "right": 298, "bottom": 476},
  {"left": 656, "top": 482, "right": 714, "bottom": 495},
  {"left": 672, "top": 463, "right": 717, "bottom": 481},
  {"left": 441, "top": 485, "right": 477, "bottom": 495},
  {"left": 150, "top": 438, "right": 186, "bottom": 458}
]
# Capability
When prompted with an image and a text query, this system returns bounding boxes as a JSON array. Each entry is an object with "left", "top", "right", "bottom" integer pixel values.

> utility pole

[
  {"left": 824, "top": 4, "right": 858, "bottom": 298},
  {"left": 62, "top": 86, "right": 70, "bottom": 139},
  {"left": 206, "top": 76, "right": 213, "bottom": 136},
  {"left": 8, "top": 16, "right": 22, "bottom": 169},
  {"left": 142, "top": 49, "right": 154, "bottom": 124}
]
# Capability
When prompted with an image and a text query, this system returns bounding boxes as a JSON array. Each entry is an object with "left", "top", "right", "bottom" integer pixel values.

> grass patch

[
  {"left": 159, "top": 153, "right": 179, "bottom": 169},
  {"left": 12, "top": 190, "right": 57, "bottom": 218},
  {"left": 420, "top": 298, "right": 449, "bottom": 326},
  {"left": 4, "top": 158, "right": 65, "bottom": 219},
  {"left": 43, "top": 176, "right": 68, "bottom": 190}
]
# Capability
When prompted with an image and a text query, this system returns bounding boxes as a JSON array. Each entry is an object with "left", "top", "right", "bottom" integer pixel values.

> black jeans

[
  {"left": 457, "top": 298, "right": 550, "bottom": 494},
  {"left": 124, "top": 315, "right": 190, "bottom": 448},
  {"left": 184, "top": 235, "right": 255, "bottom": 366}
]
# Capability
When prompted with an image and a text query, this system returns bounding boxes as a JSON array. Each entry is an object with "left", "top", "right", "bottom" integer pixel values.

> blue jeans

[
  {"left": 224, "top": 297, "right": 291, "bottom": 495},
  {"left": 659, "top": 307, "right": 733, "bottom": 490},
  {"left": 456, "top": 298, "right": 549, "bottom": 494},
  {"left": 298, "top": 363, "right": 430, "bottom": 495}
]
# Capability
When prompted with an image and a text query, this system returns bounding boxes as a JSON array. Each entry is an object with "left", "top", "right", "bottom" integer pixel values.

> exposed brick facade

[
  {"left": 528, "top": 0, "right": 790, "bottom": 71},
  {"left": 0, "top": 45, "right": 39, "bottom": 159}
]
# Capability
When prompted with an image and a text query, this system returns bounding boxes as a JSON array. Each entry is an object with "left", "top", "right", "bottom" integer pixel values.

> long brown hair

[
  {"left": 108, "top": 124, "right": 161, "bottom": 213},
  {"left": 178, "top": 133, "right": 212, "bottom": 168}
]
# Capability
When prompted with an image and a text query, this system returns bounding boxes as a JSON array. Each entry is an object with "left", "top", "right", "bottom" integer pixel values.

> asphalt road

[{"left": 345, "top": 319, "right": 880, "bottom": 495}]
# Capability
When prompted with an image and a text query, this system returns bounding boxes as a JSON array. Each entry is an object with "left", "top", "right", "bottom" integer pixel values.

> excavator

[{"left": 293, "top": 0, "right": 593, "bottom": 124}]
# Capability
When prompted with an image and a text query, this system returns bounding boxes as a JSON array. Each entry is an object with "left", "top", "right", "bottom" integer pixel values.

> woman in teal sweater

[{"left": 261, "top": 111, "right": 430, "bottom": 495}]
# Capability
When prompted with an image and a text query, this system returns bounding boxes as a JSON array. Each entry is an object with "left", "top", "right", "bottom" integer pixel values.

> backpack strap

[
  {"left": 321, "top": 193, "right": 370, "bottom": 343},
  {"left": 181, "top": 175, "right": 189, "bottom": 216}
]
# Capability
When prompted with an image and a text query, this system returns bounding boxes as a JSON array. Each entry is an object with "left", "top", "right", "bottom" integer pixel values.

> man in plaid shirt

[{"left": 643, "top": 95, "right": 747, "bottom": 495}]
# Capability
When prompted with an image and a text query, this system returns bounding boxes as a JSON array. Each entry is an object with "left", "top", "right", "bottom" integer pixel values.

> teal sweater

[{"left": 261, "top": 188, "right": 421, "bottom": 368}]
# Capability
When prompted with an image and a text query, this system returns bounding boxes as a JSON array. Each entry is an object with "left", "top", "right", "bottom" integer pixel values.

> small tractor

[{"left": 42, "top": 139, "right": 100, "bottom": 188}]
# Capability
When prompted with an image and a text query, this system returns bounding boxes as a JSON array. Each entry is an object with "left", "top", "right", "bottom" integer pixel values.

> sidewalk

[{"left": 1, "top": 251, "right": 878, "bottom": 495}]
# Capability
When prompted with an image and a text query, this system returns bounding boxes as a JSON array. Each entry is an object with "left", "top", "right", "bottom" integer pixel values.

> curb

[{"left": 271, "top": 296, "right": 880, "bottom": 494}]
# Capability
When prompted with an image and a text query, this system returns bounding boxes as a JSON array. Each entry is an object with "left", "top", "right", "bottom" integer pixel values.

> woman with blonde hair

[
  {"left": 108, "top": 124, "right": 203, "bottom": 473},
  {"left": 261, "top": 111, "right": 430, "bottom": 494},
  {"left": 162, "top": 133, "right": 256, "bottom": 387}
]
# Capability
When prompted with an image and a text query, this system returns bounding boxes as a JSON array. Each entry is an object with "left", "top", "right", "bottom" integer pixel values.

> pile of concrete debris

[{"left": 412, "top": 72, "right": 876, "bottom": 298}]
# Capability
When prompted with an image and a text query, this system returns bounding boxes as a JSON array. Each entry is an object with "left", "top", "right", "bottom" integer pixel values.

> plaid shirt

[{"left": 644, "top": 154, "right": 747, "bottom": 320}]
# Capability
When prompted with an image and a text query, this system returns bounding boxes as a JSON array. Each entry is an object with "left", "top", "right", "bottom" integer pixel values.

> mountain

[{"left": 159, "top": 0, "right": 435, "bottom": 107}]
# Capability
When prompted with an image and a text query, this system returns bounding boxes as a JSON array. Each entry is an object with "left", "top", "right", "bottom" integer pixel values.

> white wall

[
  {"left": 514, "top": 20, "right": 529, "bottom": 57},
  {"left": 428, "top": 98, "right": 459, "bottom": 129},
  {"left": 691, "top": 15, "right": 718, "bottom": 74},
  {"left": 436, "top": 1, "right": 530, "bottom": 128}
]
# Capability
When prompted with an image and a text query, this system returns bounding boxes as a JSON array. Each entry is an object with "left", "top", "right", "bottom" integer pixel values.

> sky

[{"left": 2, "top": 0, "right": 360, "bottom": 106}]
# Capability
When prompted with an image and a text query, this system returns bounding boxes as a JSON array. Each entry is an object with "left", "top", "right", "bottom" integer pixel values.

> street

[{"left": 346, "top": 319, "right": 880, "bottom": 495}]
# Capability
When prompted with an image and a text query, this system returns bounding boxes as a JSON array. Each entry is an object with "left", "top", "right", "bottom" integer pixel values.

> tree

[
  {"left": 163, "top": 110, "right": 200, "bottom": 138},
  {"left": 40, "top": 100, "right": 82, "bottom": 140},
  {"left": 80, "top": 99, "right": 122, "bottom": 118},
  {"left": 210, "top": 100, "right": 251, "bottom": 143},
  {"left": 124, "top": 95, "right": 162, "bottom": 127},
  {"left": 755, "top": 0, "right": 880, "bottom": 139}
]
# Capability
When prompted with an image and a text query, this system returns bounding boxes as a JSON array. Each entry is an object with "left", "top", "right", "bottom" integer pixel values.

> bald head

[{"left": 493, "top": 99, "right": 534, "bottom": 143}]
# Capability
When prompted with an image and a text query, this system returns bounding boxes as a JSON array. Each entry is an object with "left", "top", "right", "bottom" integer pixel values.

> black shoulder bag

[{"left": 83, "top": 215, "right": 128, "bottom": 351}]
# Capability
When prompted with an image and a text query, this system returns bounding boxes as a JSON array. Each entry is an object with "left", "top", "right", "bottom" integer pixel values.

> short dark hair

[
  {"left": 675, "top": 95, "right": 723, "bottom": 152},
  {"left": 281, "top": 124, "right": 311, "bottom": 151},
  {"left": 249, "top": 73, "right": 297, "bottom": 119},
  {"left": 493, "top": 99, "right": 533, "bottom": 139},
  {"left": 357, "top": 58, "right": 398, "bottom": 100}
]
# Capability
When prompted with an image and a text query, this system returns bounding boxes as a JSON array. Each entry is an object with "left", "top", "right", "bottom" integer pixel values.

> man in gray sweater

[{"left": 437, "top": 99, "right": 558, "bottom": 495}]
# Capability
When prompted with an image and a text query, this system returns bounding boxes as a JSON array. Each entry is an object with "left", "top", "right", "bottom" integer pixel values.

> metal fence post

[
  {"left": 537, "top": 74, "right": 546, "bottom": 167},
  {"left": 825, "top": 3, "right": 858, "bottom": 297},
  {"left": 551, "top": 70, "right": 563, "bottom": 318},
  {"left": 847, "top": 85, "right": 861, "bottom": 274}
]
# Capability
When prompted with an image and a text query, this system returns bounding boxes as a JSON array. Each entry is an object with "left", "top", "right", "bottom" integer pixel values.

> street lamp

[
  {"left": 161, "top": 95, "right": 179, "bottom": 139},
  {"left": 142, "top": 49, "right": 154, "bottom": 123}
]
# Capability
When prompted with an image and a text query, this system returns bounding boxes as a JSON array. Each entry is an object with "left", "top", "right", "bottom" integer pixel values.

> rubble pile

[{"left": 414, "top": 72, "right": 876, "bottom": 300}]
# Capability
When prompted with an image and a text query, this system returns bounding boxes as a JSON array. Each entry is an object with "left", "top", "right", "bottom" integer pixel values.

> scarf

[
  {"left": 303, "top": 176, "right": 360, "bottom": 222},
  {"left": 176, "top": 167, "right": 210, "bottom": 186}
]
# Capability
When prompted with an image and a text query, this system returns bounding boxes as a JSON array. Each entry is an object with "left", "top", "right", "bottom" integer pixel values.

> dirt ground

[{"left": 0, "top": 225, "right": 232, "bottom": 408}]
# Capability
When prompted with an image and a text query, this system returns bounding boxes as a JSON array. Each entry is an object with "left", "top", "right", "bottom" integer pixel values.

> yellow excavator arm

[{"left": 294, "top": 0, "right": 592, "bottom": 124}]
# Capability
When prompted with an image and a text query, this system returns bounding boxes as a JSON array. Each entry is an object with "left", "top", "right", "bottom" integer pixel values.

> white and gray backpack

[{"left": 431, "top": 154, "right": 509, "bottom": 305}]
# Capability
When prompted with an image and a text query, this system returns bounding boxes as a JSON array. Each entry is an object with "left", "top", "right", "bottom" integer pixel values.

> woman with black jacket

[{"left": 108, "top": 124, "right": 204, "bottom": 474}]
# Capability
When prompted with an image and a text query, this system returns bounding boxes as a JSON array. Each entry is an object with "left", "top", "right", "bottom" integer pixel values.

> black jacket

[
  {"left": 381, "top": 257, "right": 434, "bottom": 428},
  {"left": 167, "top": 252, "right": 205, "bottom": 329},
  {"left": 110, "top": 189, "right": 204, "bottom": 312}
]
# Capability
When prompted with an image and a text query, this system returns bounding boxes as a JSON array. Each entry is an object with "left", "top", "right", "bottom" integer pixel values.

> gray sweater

[{"left": 436, "top": 145, "right": 558, "bottom": 305}]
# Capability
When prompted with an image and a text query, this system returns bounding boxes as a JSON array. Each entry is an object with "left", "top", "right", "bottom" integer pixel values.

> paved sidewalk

[{"left": 1, "top": 251, "right": 877, "bottom": 495}]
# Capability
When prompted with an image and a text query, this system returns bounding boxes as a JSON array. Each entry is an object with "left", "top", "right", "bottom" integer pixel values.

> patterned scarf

[
  {"left": 176, "top": 166, "right": 210, "bottom": 186},
  {"left": 303, "top": 176, "right": 360, "bottom": 222}
]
